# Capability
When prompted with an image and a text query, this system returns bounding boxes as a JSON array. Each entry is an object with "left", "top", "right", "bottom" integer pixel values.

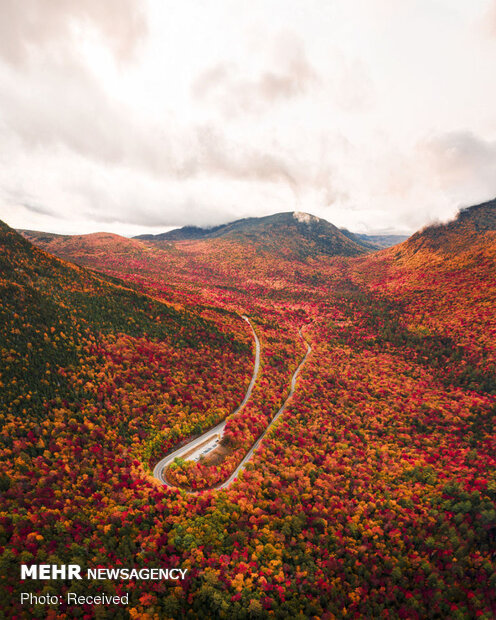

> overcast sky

[{"left": 1, "top": 0, "right": 495, "bottom": 236}]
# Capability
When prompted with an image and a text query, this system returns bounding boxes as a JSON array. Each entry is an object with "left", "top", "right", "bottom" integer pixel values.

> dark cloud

[
  {"left": 19, "top": 201, "right": 57, "bottom": 217},
  {"left": 0, "top": 0, "right": 146, "bottom": 66},
  {"left": 3, "top": 188, "right": 58, "bottom": 218}
]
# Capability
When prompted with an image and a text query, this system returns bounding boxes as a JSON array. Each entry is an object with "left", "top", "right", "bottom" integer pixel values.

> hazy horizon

[{"left": 13, "top": 204, "right": 476, "bottom": 239}]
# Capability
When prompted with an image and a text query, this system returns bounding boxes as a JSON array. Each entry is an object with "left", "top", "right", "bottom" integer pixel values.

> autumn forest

[{"left": 1, "top": 201, "right": 495, "bottom": 618}]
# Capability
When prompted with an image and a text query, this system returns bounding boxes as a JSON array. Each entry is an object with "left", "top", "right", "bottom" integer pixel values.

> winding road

[
  {"left": 218, "top": 329, "right": 311, "bottom": 489},
  {"left": 153, "top": 316, "right": 260, "bottom": 485},
  {"left": 153, "top": 316, "right": 311, "bottom": 491}
]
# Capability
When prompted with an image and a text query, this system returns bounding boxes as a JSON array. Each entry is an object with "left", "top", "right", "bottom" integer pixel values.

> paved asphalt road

[
  {"left": 152, "top": 315, "right": 260, "bottom": 485},
  {"left": 153, "top": 318, "right": 311, "bottom": 492}
]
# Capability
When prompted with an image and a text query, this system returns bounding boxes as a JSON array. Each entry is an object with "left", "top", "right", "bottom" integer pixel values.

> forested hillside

[{"left": 2, "top": 201, "right": 496, "bottom": 618}]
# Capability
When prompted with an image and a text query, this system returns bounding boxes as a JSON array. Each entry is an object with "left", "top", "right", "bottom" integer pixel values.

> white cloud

[
  {"left": 419, "top": 131, "right": 496, "bottom": 204},
  {"left": 192, "top": 32, "right": 318, "bottom": 117},
  {"left": 0, "top": 0, "right": 495, "bottom": 236},
  {"left": 0, "top": 0, "right": 146, "bottom": 66}
]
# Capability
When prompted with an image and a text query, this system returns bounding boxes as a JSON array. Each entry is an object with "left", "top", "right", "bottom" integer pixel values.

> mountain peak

[
  {"left": 134, "top": 211, "right": 373, "bottom": 259},
  {"left": 389, "top": 197, "right": 496, "bottom": 263},
  {"left": 293, "top": 211, "right": 319, "bottom": 224},
  {"left": 408, "top": 198, "right": 496, "bottom": 250}
]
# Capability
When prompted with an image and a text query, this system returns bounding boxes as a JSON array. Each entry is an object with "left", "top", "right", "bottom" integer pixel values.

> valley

[{"left": 1, "top": 201, "right": 495, "bottom": 618}]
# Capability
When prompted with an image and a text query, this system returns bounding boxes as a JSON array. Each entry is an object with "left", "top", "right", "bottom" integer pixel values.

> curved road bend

[
  {"left": 153, "top": 324, "right": 312, "bottom": 492},
  {"left": 153, "top": 315, "right": 260, "bottom": 485},
  {"left": 218, "top": 329, "right": 311, "bottom": 489}
]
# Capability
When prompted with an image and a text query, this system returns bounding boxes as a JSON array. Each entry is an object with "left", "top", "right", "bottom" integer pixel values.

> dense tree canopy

[{"left": 1, "top": 212, "right": 495, "bottom": 618}]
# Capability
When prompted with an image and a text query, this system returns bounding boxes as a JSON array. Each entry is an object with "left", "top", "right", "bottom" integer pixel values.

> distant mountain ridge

[
  {"left": 135, "top": 213, "right": 408, "bottom": 250},
  {"left": 135, "top": 224, "right": 224, "bottom": 242},
  {"left": 19, "top": 230, "right": 145, "bottom": 268},
  {"left": 134, "top": 211, "right": 376, "bottom": 258},
  {"left": 355, "top": 233, "right": 409, "bottom": 248},
  {"left": 20, "top": 211, "right": 375, "bottom": 263},
  {"left": 19, "top": 201, "right": 496, "bottom": 266}
]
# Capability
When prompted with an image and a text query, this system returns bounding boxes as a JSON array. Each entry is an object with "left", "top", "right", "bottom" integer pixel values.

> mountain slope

[
  {"left": 5, "top": 224, "right": 202, "bottom": 342},
  {"left": 393, "top": 198, "right": 496, "bottom": 260},
  {"left": 135, "top": 211, "right": 372, "bottom": 258},
  {"left": 19, "top": 229, "right": 146, "bottom": 267},
  {"left": 0, "top": 219, "right": 252, "bottom": 425},
  {"left": 137, "top": 221, "right": 408, "bottom": 250},
  {"left": 136, "top": 224, "right": 225, "bottom": 242},
  {"left": 2, "top": 201, "right": 496, "bottom": 618},
  {"left": 350, "top": 199, "right": 496, "bottom": 393}
]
